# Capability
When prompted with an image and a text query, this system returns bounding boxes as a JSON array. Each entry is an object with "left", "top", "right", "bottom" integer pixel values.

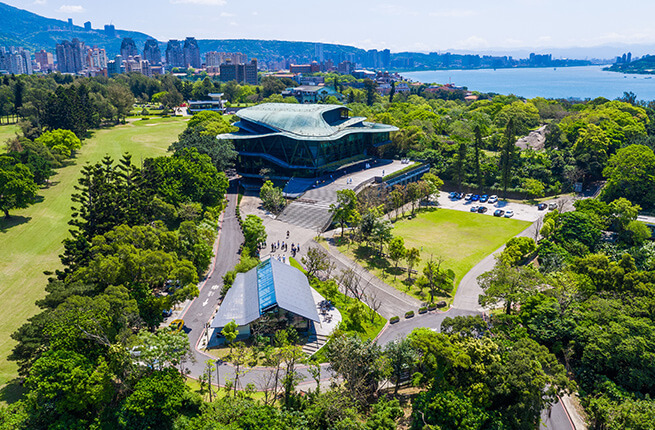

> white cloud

[
  {"left": 220, "top": 12, "right": 235, "bottom": 17},
  {"left": 429, "top": 10, "right": 476, "bottom": 18},
  {"left": 453, "top": 36, "right": 490, "bottom": 50},
  {"left": 251, "top": 11, "right": 258, "bottom": 15},
  {"left": 58, "top": 5, "right": 84, "bottom": 13},
  {"left": 33, "top": 0, "right": 47, "bottom": 5},
  {"left": 170, "top": 0, "right": 227, "bottom": 5}
]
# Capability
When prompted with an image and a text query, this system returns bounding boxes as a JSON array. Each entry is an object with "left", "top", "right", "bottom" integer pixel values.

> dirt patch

[{"left": 516, "top": 125, "right": 547, "bottom": 150}]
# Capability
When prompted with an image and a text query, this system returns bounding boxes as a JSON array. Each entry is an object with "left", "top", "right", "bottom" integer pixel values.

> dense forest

[{"left": 1, "top": 71, "right": 655, "bottom": 428}]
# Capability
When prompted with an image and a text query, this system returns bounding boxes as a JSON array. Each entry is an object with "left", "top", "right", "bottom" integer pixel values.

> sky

[{"left": 5, "top": 0, "right": 655, "bottom": 54}]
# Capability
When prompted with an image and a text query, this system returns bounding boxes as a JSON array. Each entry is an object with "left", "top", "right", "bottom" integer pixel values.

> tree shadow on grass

[
  {"left": 0, "top": 378, "right": 26, "bottom": 404},
  {"left": 0, "top": 215, "right": 32, "bottom": 233}
]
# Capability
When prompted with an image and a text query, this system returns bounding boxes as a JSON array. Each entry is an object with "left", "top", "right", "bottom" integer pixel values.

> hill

[
  {"left": 197, "top": 39, "right": 365, "bottom": 62},
  {"left": 0, "top": 1, "right": 153, "bottom": 55},
  {"left": 606, "top": 55, "right": 655, "bottom": 74}
]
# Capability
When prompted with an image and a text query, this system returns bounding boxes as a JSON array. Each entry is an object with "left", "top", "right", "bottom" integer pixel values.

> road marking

[
  {"left": 211, "top": 285, "right": 220, "bottom": 290},
  {"left": 208, "top": 291, "right": 214, "bottom": 297},
  {"left": 202, "top": 299, "right": 209, "bottom": 307}
]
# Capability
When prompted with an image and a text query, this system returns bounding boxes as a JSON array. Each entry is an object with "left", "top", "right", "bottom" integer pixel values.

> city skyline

[{"left": 3, "top": 0, "right": 655, "bottom": 54}]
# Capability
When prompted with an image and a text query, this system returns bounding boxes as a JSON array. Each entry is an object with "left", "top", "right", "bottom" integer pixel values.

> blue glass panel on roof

[{"left": 257, "top": 259, "right": 277, "bottom": 312}]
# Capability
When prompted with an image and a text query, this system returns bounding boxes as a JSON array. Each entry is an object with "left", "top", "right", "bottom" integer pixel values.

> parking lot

[{"left": 436, "top": 191, "right": 548, "bottom": 222}]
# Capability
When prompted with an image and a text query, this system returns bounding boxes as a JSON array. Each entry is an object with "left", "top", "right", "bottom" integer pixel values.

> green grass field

[
  {"left": 338, "top": 208, "right": 530, "bottom": 302},
  {"left": 0, "top": 117, "right": 187, "bottom": 393},
  {"left": 0, "top": 124, "right": 19, "bottom": 151}
]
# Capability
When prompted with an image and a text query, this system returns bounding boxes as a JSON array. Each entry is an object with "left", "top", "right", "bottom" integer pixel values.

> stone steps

[{"left": 301, "top": 334, "right": 330, "bottom": 355}]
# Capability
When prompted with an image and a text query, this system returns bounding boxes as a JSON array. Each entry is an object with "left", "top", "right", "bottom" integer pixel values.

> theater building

[{"left": 216, "top": 103, "right": 398, "bottom": 178}]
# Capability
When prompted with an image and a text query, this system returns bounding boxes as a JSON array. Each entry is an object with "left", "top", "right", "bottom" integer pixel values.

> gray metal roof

[
  {"left": 211, "top": 258, "right": 320, "bottom": 329},
  {"left": 224, "top": 103, "right": 398, "bottom": 139}
]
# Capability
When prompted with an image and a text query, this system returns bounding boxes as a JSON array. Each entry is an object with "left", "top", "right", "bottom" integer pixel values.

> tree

[
  {"left": 170, "top": 126, "right": 237, "bottom": 172},
  {"left": 499, "top": 237, "right": 536, "bottom": 267},
  {"left": 0, "top": 156, "right": 38, "bottom": 218},
  {"left": 330, "top": 189, "right": 358, "bottom": 238},
  {"left": 259, "top": 180, "right": 286, "bottom": 214},
  {"left": 602, "top": 144, "right": 655, "bottom": 208},
  {"left": 326, "top": 334, "right": 385, "bottom": 405},
  {"left": 389, "top": 81, "right": 395, "bottom": 103},
  {"left": 522, "top": 178, "right": 545, "bottom": 199},
  {"left": 478, "top": 262, "right": 542, "bottom": 314},
  {"left": 24, "top": 350, "right": 113, "bottom": 427},
  {"left": 474, "top": 125, "right": 483, "bottom": 190},
  {"left": 301, "top": 246, "right": 330, "bottom": 279},
  {"left": 119, "top": 368, "right": 200, "bottom": 430},
  {"left": 143, "top": 148, "right": 228, "bottom": 208},
  {"left": 499, "top": 118, "right": 517, "bottom": 197},
  {"left": 134, "top": 329, "right": 193, "bottom": 371},
  {"left": 242, "top": 215, "right": 267, "bottom": 256},
  {"left": 221, "top": 320, "right": 238, "bottom": 354},
  {"left": 406, "top": 182, "right": 421, "bottom": 215},
  {"left": 107, "top": 83, "right": 135, "bottom": 123},
  {"left": 35, "top": 129, "right": 82, "bottom": 158},
  {"left": 364, "top": 79, "right": 377, "bottom": 106},
  {"left": 384, "top": 338, "right": 416, "bottom": 394},
  {"left": 388, "top": 237, "right": 407, "bottom": 279},
  {"left": 455, "top": 142, "right": 467, "bottom": 189},
  {"left": 405, "top": 247, "right": 421, "bottom": 282},
  {"left": 422, "top": 257, "right": 455, "bottom": 302}
]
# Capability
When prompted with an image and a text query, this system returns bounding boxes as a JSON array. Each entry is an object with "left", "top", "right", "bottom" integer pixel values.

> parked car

[
  {"left": 494, "top": 209, "right": 505, "bottom": 217},
  {"left": 456, "top": 192, "right": 464, "bottom": 199},
  {"left": 169, "top": 319, "right": 184, "bottom": 333},
  {"left": 470, "top": 205, "right": 479, "bottom": 212},
  {"left": 478, "top": 206, "right": 488, "bottom": 213},
  {"left": 504, "top": 210, "right": 514, "bottom": 218},
  {"left": 480, "top": 194, "right": 489, "bottom": 203},
  {"left": 488, "top": 195, "right": 498, "bottom": 203},
  {"left": 465, "top": 193, "right": 473, "bottom": 201},
  {"left": 162, "top": 309, "right": 173, "bottom": 318},
  {"left": 449, "top": 191, "right": 458, "bottom": 199},
  {"left": 537, "top": 203, "right": 548, "bottom": 210},
  {"left": 471, "top": 194, "right": 480, "bottom": 201},
  {"left": 548, "top": 202, "right": 558, "bottom": 210}
]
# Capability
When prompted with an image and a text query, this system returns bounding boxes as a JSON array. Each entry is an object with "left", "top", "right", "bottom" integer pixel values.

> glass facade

[{"left": 234, "top": 131, "right": 391, "bottom": 178}]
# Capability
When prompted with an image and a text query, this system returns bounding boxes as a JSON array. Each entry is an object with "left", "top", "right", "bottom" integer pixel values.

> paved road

[
  {"left": 376, "top": 308, "right": 479, "bottom": 346},
  {"left": 180, "top": 183, "right": 242, "bottom": 380},
  {"left": 452, "top": 220, "right": 541, "bottom": 311}
]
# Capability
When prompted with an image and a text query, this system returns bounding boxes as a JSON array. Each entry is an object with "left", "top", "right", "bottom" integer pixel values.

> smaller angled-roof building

[
  {"left": 217, "top": 103, "right": 398, "bottom": 178},
  {"left": 211, "top": 258, "right": 320, "bottom": 339}
]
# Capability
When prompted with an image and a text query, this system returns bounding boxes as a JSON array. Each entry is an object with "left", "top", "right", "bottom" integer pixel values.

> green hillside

[
  {"left": 0, "top": 1, "right": 153, "bottom": 55},
  {"left": 606, "top": 55, "right": 655, "bottom": 74}
]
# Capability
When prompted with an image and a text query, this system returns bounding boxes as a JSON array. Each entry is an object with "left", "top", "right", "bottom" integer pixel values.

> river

[{"left": 402, "top": 65, "right": 655, "bottom": 101}]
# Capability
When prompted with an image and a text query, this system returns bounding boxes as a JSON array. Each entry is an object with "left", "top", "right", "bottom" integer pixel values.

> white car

[
  {"left": 488, "top": 195, "right": 498, "bottom": 204},
  {"left": 465, "top": 193, "right": 473, "bottom": 201},
  {"left": 504, "top": 210, "right": 514, "bottom": 218}
]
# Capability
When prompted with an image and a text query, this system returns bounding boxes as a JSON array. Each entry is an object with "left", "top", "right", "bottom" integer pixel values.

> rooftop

[
  {"left": 211, "top": 258, "right": 320, "bottom": 329},
  {"left": 221, "top": 103, "right": 398, "bottom": 141}
]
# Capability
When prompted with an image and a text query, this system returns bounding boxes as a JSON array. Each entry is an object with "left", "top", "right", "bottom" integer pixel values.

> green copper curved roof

[{"left": 232, "top": 103, "right": 397, "bottom": 138}]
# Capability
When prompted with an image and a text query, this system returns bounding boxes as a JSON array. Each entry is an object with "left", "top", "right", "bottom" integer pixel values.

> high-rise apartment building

[
  {"left": 35, "top": 50, "right": 55, "bottom": 71},
  {"left": 104, "top": 24, "right": 116, "bottom": 38},
  {"left": 120, "top": 38, "right": 138, "bottom": 59},
  {"left": 205, "top": 51, "right": 247, "bottom": 67},
  {"left": 165, "top": 40, "right": 185, "bottom": 68},
  {"left": 84, "top": 21, "right": 92, "bottom": 31},
  {"left": 86, "top": 47, "right": 107, "bottom": 71},
  {"left": 0, "top": 48, "right": 33, "bottom": 75},
  {"left": 183, "top": 37, "right": 201, "bottom": 68},
  {"left": 56, "top": 38, "right": 86, "bottom": 73},
  {"left": 314, "top": 43, "right": 324, "bottom": 62},
  {"left": 142, "top": 39, "right": 162, "bottom": 65},
  {"left": 219, "top": 59, "right": 258, "bottom": 85}
]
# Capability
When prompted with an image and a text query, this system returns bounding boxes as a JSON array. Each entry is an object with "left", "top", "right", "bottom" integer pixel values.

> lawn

[
  {"left": 338, "top": 208, "right": 530, "bottom": 303},
  {"left": 0, "top": 124, "right": 19, "bottom": 151},
  {"left": 0, "top": 117, "right": 187, "bottom": 394}
]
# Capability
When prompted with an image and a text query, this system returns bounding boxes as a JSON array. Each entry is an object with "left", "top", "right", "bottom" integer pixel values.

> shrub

[
  {"left": 405, "top": 311, "right": 415, "bottom": 318},
  {"left": 418, "top": 306, "right": 427, "bottom": 314},
  {"left": 427, "top": 303, "right": 437, "bottom": 311},
  {"left": 390, "top": 316, "right": 400, "bottom": 324}
]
